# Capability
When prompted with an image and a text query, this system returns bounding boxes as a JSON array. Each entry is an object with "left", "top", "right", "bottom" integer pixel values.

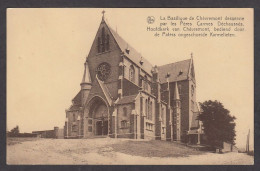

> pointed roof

[
  {"left": 173, "top": 82, "right": 180, "bottom": 100},
  {"left": 188, "top": 54, "right": 196, "bottom": 81},
  {"left": 157, "top": 59, "right": 191, "bottom": 83},
  {"left": 106, "top": 23, "right": 153, "bottom": 75},
  {"left": 81, "top": 61, "right": 91, "bottom": 84}
]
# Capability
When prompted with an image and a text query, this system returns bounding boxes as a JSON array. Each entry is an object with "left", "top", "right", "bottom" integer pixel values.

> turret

[
  {"left": 173, "top": 81, "right": 181, "bottom": 141},
  {"left": 80, "top": 60, "right": 92, "bottom": 106}
]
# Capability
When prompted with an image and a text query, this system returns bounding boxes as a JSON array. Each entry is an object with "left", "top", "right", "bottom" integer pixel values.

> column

[
  {"left": 112, "top": 109, "right": 117, "bottom": 138},
  {"left": 77, "top": 115, "right": 81, "bottom": 138},
  {"left": 130, "top": 111, "right": 135, "bottom": 139},
  {"left": 197, "top": 131, "right": 201, "bottom": 145}
]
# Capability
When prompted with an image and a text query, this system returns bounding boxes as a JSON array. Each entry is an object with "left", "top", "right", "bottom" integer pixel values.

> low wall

[
  {"left": 32, "top": 127, "right": 64, "bottom": 139},
  {"left": 7, "top": 133, "right": 40, "bottom": 138}
]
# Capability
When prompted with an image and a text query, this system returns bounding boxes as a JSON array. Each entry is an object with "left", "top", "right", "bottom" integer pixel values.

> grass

[
  {"left": 7, "top": 137, "right": 40, "bottom": 146},
  {"left": 110, "top": 140, "right": 205, "bottom": 158},
  {"left": 7, "top": 137, "right": 205, "bottom": 158}
]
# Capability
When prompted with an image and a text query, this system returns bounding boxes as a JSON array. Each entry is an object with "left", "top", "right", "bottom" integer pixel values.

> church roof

[
  {"left": 107, "top": 23, "right": 153, "bottom": 75},
  {"left": 72, "top": 91, "right": 82, "bottom": 105},
  {"left": 116, "top": 94, "right": 138, "bottom": 105},
  {"left": 69, "top": 91, "right": 82, "bottom": 111},
  {"left": 157, "top": 59, "right": 191, "bottom": 83}
]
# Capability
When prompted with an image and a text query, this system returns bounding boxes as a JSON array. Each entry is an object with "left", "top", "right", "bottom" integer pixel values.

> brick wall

[
  {"left": 117, "top": 104, "right": 132, "bottom": 138},
  {"left": 66, "top": 110, "right": 81, "bottom": 138},
  {"left": 161, "top": 80, "right": 190, "bottom": 142}
]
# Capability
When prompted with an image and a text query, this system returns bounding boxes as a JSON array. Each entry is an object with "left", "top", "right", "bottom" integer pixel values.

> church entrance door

[
  {"left": 88, "top": 97, "right": 109, "bottom": 137},
  {"left": 103, "top": 120, "right": 108, "bottom": 135},
  {"left": 96, "top": 121, "right": 103, "bottom": 135},
  {"left": 95, "top": 120, "right": 108, "bottom": 136}
]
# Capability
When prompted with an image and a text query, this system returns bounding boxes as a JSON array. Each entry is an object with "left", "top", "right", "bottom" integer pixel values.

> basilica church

[{"left": 64, "top": 13, "right": 203, "bottom": 143}]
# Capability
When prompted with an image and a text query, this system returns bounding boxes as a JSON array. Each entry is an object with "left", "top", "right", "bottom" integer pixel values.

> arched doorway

[{"left": 88, "top": 97, "right": 109, "bottom": 136}]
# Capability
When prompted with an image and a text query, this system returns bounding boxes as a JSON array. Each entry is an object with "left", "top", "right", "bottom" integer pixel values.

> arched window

[
  {"left": 143, "top": 75, "right": 148, "bottom": 90},
  {"left": 106, "top": 34, "right": 110, "bottom": 51},
  {"left": 73, "top": 113, "right": 76, "bottom": 122},
  {"left": 101, "top": 27, "right": 105, "bottom": 52},
  {"left": 97, "top": 28, "right": 109, "bottom": 53},
  {"left": 129, "top": 65, "right": 135, "bottom": 82},
  {"left": 161, "top": 107, "right": 165, "bottom": 124},
  {"left": 123, "top": 107, "right": 127, "bottom": 116},
  {"left": 97, "top": 37, "right": 101, "bottom": 53}
]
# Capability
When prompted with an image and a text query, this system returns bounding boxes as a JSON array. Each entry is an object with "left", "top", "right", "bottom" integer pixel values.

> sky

[{"left": 7, "top": 8, "right": 253, "bottom": 149}]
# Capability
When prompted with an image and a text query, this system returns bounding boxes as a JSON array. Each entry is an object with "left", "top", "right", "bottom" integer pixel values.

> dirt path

[{"left": 7, "top": 138, "right": 253, "bottom": 165}]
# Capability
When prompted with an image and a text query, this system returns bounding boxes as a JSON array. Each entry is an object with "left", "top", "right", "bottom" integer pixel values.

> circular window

[{"left": 96, "top": 62, "right": 111, "bottom": 81}]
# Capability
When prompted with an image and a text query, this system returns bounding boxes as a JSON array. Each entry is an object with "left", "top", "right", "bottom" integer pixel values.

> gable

[
  {"left": 85, "top": 75, "right": 113, "bottom": 107},
  {"left": 87, "top": 20, "right": 120, "bottom": 58}
]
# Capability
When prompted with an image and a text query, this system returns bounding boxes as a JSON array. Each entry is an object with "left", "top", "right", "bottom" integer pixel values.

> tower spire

[
  {"left": 81, "top": 60, "right": 92, "bottom": 86},
  {"left": 80, "top": 60, "right": 92, "bottom": 106}
]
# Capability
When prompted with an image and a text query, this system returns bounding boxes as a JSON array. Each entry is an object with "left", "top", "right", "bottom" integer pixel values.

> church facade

[{"left": 64, "top": 14, "right": 202, "bottom": 143}]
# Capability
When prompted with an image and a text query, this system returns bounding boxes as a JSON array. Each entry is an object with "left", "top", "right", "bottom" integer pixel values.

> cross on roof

[
  {"left": 191, "top": 52, "right": 193, "bottom": 58},
  {"left": 102, "top": 10, "right": 105, "bottom": 20}
]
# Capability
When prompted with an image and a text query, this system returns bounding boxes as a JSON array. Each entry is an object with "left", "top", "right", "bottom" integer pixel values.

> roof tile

[
  {"left": 116, "top": 94, "right": 138, "bottom": 105},
  {"left": 107, "top": 24, "right": 153, "bottom": 75},
  {"left": 158, "top": 59, "right": 191, "bottom": 83},
  {"left": 72, "top": 91, "right": 82, "bottom": 105}
]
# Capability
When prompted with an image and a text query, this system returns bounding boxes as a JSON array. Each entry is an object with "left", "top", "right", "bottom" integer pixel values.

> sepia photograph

[{"left": 6, "top": 8, "right": 254, "bottom": 165}]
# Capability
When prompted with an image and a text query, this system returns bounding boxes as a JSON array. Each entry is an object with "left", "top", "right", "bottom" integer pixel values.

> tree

[
  {"left": 9, "top": 125, "right": 20, "bottom": 136},
  {"left": 198, "top": 100, "right": 236, "bottom": 147}
]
